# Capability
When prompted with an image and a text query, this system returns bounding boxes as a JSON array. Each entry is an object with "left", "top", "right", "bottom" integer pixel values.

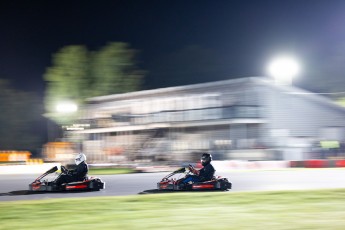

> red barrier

[
  {"left": 305, "top": 160, "right": 328, "bottom": 168},
  {"left": 290, "top": 161, "right": 304, "bottom": 167},
  {"left": 335, "top": 160, "right": 345, "bottom": 167}
]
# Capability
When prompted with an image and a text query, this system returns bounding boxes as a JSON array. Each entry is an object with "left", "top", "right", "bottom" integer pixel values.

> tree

[
  {"left": 44, "top": 42, "right": 143, "bottom": 125},
  {"left": 91, "top": 43, "right": 144, "bottom": 96},
  {"left": 0, "top": 80, "right": 43, "bottom": 151}
]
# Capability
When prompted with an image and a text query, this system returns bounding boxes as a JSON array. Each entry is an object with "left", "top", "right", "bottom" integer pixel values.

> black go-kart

[
  {"left": 157, "top": 166, "right": 232, "bottom": 191},
  {"left": 29, "top": 166, "right": 105, "bottom": 192}
]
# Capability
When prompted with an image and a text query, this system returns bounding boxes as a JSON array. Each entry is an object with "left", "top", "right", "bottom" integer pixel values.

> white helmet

[{"left": 75, "top": 153, "right": 86, "bottom": 165}]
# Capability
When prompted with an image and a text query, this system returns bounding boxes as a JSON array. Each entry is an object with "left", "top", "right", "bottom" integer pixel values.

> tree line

[{"left": 0, "top": 42, "right": 143, "bottom": 153}]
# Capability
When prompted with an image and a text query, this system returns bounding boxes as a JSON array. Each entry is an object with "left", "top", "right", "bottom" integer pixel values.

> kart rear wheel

[{"left": 217, "top": 178, "right": 232, "bottom": 190}]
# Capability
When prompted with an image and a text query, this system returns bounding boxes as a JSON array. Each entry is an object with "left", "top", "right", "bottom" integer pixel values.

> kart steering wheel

[
  {"left": 188, "top": 165, "right": 197, "bottom": 174},
  {"left": 61, "top": 166, "right": 69, "bottom": 174},
  {"left": 185, "top": 167, "right": 193, "bottom": 175}
]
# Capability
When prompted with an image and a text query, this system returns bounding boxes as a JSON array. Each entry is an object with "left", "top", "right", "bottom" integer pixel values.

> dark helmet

[{"left": 201, "top": 153, "right": 212, "bottom": 166}]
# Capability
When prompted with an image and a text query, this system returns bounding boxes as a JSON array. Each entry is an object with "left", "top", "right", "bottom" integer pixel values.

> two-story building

[{"left": 66, "top": 77, "right": 345, "bottom": 163}]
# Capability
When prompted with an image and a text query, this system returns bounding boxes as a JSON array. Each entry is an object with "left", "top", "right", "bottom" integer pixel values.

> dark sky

[
  {"left": 1, "top": 0, "right": 345, "bottom": 95},
  {"left": 2, "top": 0, "right": 345, "bottom": 150}
]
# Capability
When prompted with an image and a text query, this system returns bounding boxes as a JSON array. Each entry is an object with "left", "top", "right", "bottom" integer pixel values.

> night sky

[
  {"left": 2, "top": 0, "right": 345, "bottom": 97},
  {"left": 2, "top": 0, "right": 345, "bottom": 152}
]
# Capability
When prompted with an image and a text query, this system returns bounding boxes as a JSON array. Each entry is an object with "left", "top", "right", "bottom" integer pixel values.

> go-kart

[
  {"left": 157, "top": 166, "right": 232, "bottom": 191},
  {"left": 29, "top": 166, "right": 105, "bottom": 192}
]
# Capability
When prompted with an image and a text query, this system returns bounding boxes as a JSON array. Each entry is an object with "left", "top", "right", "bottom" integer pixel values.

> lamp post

[
  {"left": 267, "top": 56, "right": 300, "bottom": 85},
  {"left": 266, "top": 56, "right": 301, "bottom": 160}
]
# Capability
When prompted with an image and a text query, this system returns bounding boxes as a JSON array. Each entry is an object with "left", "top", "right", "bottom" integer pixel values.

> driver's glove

[
  {"left": 188, "top": 164, "right": 194, "bottom": 171},
  {"left": 188, "top": 164, "right": 197, "bottom": 174}
]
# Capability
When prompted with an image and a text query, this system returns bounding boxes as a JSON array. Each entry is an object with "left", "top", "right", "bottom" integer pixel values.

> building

[{"left": 67, "top": 77, "right": 345, "bottom": 163}]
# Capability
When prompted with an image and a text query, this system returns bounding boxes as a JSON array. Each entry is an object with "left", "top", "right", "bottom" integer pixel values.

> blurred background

[{"left": 1, "top": 0, "right": 345, "bottom": 167}]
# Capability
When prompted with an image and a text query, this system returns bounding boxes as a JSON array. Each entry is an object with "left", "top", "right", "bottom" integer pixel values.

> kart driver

[
  {"left": 182, "top": 153, "right": 215, "bottom": 185},
  {"left": 55, "top": 153, "right": 89, "bottom": 185}
]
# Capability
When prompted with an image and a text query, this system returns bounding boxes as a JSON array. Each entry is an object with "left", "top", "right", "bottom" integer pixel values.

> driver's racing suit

[
  {"left": 55, "top": 161, "right": 89, "bottom": 185},
  {"left": 182, "top": 162, "right": 215, "bottom": 184}
]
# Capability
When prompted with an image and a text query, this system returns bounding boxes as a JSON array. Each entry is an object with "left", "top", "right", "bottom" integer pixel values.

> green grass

[
  {"left": 88, "top": 167, "right": 135, "bottom": 175},
  {"left": 1, "top": 189, "right": 345, "bottom": 230}
]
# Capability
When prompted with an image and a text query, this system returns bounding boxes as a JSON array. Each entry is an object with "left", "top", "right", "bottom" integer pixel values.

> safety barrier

[
  {"left": 0, "top": 163, "right": 61, "bottom": 175},
  {"left": 26, "top": 159, "right": 44, "bottom": 165},
  {"left": 0, "top": 151, "right": 31, "bottom": 162},
  {"left": 212, "top": 160, "right": 289, "bottom": 170},
  {"left": 0, "top": 160, "right": 344, "bottom": 175},
  {"left": 290, "top": 159, "right": 345, "bottom": 168}
]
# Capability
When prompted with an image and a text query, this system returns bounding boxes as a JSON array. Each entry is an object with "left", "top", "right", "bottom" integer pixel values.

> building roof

[
  {"left": 86, "top": 77, "right": 257, "bottom": 103},
  {"left": 254, "top": 77, "right": 345, "bottom": 113},
  {"left": 86, "top": 76, "right": 345, "bottom": 113}
]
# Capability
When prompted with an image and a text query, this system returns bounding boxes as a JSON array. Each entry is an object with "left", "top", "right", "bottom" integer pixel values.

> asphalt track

[{"left": 0, "top": 168, "right": 344, "bottom": 201}]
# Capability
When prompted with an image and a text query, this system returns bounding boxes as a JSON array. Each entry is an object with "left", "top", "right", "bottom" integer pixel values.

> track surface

[{"left": 0, "top": 169, "right": 344, "bottom": 201}]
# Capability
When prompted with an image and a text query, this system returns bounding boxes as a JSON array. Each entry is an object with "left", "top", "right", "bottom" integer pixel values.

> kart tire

[
  {"left": 89, "top": 181, "right": 100, "bottom": 191},
  {"left": 218, "top": 178, "right": 232, "bottom": 190}
]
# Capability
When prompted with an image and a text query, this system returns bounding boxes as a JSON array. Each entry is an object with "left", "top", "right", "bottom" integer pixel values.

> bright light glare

[
  {"left": 267, "top": 56, "right": 300, "bottom": 84},
  {"left": 56, "top": 102, "right": 78, "bottom": 113}
]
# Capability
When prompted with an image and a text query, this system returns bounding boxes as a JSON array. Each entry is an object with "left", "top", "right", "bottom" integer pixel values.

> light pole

[
  {"left": 267, "top": 56, "right": 300, "bottom": 85},
  {"left": 266, "top": 56, "right": 301, "bottom": 160}
]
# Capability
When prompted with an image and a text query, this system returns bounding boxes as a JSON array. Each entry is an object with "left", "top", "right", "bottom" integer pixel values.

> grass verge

[
  {"left": 1, "top": 189, "right": 345, "bottom": 230},
  {"left": 88, "top": 167, "right": 136, "bottom": 175}
]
